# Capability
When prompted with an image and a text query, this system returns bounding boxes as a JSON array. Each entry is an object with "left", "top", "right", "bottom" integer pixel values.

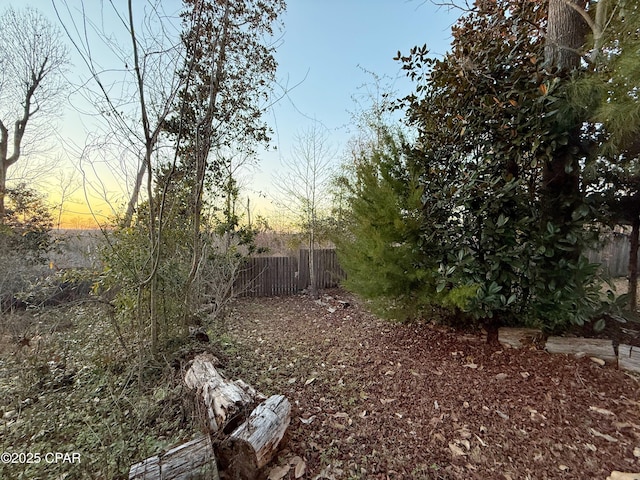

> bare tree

[
  {"left": 54, "top": 0, "right": 284, "bottom": 356},
  {"left": 274, "top": 123, "right": 336, "bottom": 298},
  {"left": 0, "top": 6, "right": 69, "bottom": 221}
]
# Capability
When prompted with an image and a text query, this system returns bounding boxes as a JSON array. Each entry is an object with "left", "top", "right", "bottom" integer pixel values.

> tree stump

[
  {"left": 129, "top": 435, "right": 219, "bottom": 480},
  {"left": 217, "top": 395, "right": 291, "bottom": 480},
  {"left": 185, "top": 354, "right": 265, "bottom": 433}
]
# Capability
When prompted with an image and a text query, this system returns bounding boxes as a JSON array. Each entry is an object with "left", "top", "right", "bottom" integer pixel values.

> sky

[{"left": 1, "top": 0, "right": 460, "bottom": 228}]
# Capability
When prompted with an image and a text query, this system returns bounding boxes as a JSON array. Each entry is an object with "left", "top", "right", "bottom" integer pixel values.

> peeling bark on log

[
  {"left": 129, "top": 435, "right": 219, "bottom": 480},
  {"left": 217, "top": 395, "right": 291, "bottom": 480},
  {"left": 545, "top": 337, "right": 617, "bottom": 363},
  {"left": 498, "top": 328, "right": 543, "bottom": 349},
  {"left": 185, "top": 354, "right": 265, "bottom": 433},
  {"left": 618, "top": 344, "right": 640, "bottom": 374}
]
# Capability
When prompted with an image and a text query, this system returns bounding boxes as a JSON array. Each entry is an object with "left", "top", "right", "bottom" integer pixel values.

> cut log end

[{"left": 217, "top": 395, "right": 292, "bottom": 480}]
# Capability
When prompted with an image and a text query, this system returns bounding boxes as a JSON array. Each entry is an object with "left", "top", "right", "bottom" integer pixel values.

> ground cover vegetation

[{"left": 336, "top": 0, "right": 640, "bottom": 334}]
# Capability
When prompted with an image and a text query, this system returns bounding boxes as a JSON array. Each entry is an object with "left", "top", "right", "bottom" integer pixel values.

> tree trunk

[
  {"left": 545, "top": 0, "right": 588, "bottom": 73},
  {"left": 309, "top": 225, "right": 318, "bottom": 298},
  {"left": 123, "top": 160, "right": 147, "bottom": 228},
  {"left": 541, "top": 0, "right": 588, "bottom": 252},
  {"left": 629, "top": 217, "right": 639, "bottom": 310},
  {"left": 0, "top": 159, "right": 6, "bottom": 222}
]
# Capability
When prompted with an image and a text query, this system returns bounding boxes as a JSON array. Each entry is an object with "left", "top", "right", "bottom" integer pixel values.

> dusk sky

[{"left": 2, "top": 0, "right": 460, "bottom": 227}]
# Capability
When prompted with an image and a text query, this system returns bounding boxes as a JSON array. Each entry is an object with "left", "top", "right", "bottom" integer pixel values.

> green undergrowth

[{"left": 0, "top": 303, "right": 239, "bottom": 479}]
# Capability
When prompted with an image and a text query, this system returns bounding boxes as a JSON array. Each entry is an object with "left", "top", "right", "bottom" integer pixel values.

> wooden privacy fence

[
  {"left": 234, "top": 249, "right": 346, "bottom": 297},
  {"left": 233, "top": 236, "right": 635, "bottom": 298},
  {"left": 587, "top": 233, "right": 637, "bottom": 277}
]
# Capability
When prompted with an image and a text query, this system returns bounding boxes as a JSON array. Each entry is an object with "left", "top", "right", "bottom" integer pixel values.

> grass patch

[{"left": 0, "top": 303, "right": 235, "bottom": 479}]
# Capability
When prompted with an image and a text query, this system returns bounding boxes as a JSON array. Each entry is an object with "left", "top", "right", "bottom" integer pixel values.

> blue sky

[
  {"left": 265, "top": 1, "right": 458, "bottom": 169},
  {"left": 2, "top": 0, "right": 459, "bottom": 225}
]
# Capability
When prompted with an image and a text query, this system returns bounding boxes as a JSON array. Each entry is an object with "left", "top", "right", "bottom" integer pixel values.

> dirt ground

[{"left": 225, "top": 290, "right": 640, "bottom": 480}]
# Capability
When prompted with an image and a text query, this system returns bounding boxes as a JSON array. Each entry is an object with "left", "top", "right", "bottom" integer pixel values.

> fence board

[{"left": 587, "top": 234, "right": 637, "bottom": 277}]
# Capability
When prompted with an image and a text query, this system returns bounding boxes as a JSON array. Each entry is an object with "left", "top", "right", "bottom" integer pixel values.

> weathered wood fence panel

[
  {"left": 587, "top": 233, "right": 636, "bottom": 277},
  {"left": 235, "top": 249, "right": 345, "bottom": 297}
]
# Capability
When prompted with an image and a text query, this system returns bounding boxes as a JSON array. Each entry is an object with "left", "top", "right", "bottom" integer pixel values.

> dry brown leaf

[
  {"left": 289, "top": 456, "right": 306, "bottom": 478},
  {"left": 268, "top": 464, "right": 290, "bottom": 480},
  {"left": 294, "top": 459, "right": 306, "bottom": 478},
  {"left": 300, "top": 415, "right": 316, "bottom": 424},
  {"left": 449, "top": 442, "right": 467, "bottom": 457}
]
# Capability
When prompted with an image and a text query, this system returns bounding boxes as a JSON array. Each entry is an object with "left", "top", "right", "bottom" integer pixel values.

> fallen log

[
  {"left": 130, "top": 356, "right": 289, "bottom": 480},
  {"left": 545, "top": 337, "right": 617, "bottom": 364},
  {"left": 129, "top": 435, "right": 219, "bottom": 480},
  {"left": 185, "top": 354, "right": 265, "bottom": 433},
  {"left": 217, "top": 395, "right": 291, "bottom": 480}
]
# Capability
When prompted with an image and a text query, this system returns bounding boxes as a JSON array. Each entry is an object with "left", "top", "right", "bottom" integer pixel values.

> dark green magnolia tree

[{"left": 393, "top": 0, "right": 611, "bottom": 332}]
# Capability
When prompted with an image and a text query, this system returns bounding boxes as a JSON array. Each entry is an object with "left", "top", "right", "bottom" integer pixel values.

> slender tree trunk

[
  {"left": 123, "top": 160, "right": 147, "bottom": 227},
  {"left": 629, "top": 217, "right": 639, "bottom": 311},
  {"left": 309, "top": 223, "right": 317, "bottom": 298},
  {"left": 0, "top": 161, "right": 6, "bottom": 222}
]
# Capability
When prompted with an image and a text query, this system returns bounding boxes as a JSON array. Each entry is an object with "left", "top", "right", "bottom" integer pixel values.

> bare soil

[{"left": 225, "top": 290, "right": 640, "bottom": 480}]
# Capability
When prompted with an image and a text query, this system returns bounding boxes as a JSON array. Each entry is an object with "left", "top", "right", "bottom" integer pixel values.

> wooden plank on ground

[
  {"left": 545, "top": 337, "right": 617, "bottom": 363},
  {"left": 618, "top": 344, "right": 640, "bottom": 373},
  {"left": 498, "top": 328, "right": 543, "bottom": 348}
]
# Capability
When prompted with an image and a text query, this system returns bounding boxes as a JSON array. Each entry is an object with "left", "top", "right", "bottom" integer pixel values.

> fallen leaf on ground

[
  {"left": 449, "top": 442, "right": 467, "bottom": 456},
  {"left": 589, "top": 428, "right": 618, "bottom": 442},
  {"left": 300, "top": 415, "right": 316, "bottom": 424},
  {"left": 290, "top": 456, "right": 306, "bottom": 478},
  {"left": 268, "top": 464, "right": 290, "bottom": 480},
  {"left": 589, "top": 406, "right": 615, "bottom": 416}
]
